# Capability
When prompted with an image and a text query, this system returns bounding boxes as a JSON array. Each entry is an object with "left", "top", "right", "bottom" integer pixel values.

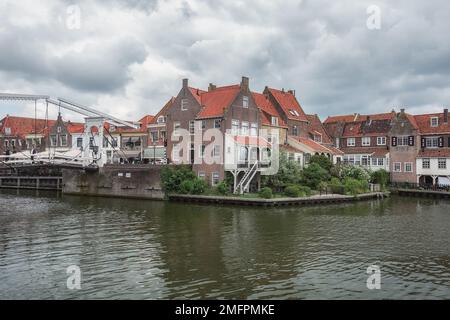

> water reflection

[{"left": 0, "top": 190, "right": 449, "bottom": 299}]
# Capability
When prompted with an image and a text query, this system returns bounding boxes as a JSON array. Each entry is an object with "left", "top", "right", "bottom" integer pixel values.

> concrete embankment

[
  {"left": 169, "top": 192, "right": 390, "bottom": 207},
  {"left": 391, "top": 188, "right": 450, "bottom": 199},
  {"left": 62, "top": 165, "right": 164, "bottom": 200}
]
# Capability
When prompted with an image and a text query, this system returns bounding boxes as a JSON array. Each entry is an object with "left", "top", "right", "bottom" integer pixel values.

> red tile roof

[
  {"left": 293, "top": 136, "right": 334, "bottom": 154},
  {"left": 138, "top": 115, "right": 154, "bottom": 128},
  {"left": 339, "top": 147, "right": 389, "bottom": 156},
  {"left": 306, "top": 114, "right": 332, "bottom": 144},
  {"left": 196, "top": 85, "right": 241, "bottom": 119},
  {"left": 325, "top": 112, "right": 395, "bottom": 124},
  {"left": 149, "top": 97, "right": 175, "bottom": 125},
  {"left": 418, "top": 149, "right": 450, "bottom": 158},
  {"left": 267, "top": 88, "right": 308, "bottom": 122},
  {"left": 67, "top": 122, "right": 85, "bottom": 134},
  {"left": 252, "top": 92, "right": 287, "bottom": 128},
  {"left": 414, "top": 112, "right": 450, "bottom": 134},
  {"left": 0, "top": 116, "right": 56, "bottom": 138},
  {"left": 280, "top": 144, "right": 303, "bottom": 154},
  {"left": 189, "top": 87, "right": 207, "bottom": 105}
]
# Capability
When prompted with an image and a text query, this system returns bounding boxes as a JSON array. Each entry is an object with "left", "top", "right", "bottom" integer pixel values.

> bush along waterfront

[{"left": 161, "top": 153, "right": 389, "bottom": 199}]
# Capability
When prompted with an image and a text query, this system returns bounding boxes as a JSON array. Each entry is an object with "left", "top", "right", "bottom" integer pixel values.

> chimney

[
  {"left": 182, "top": 78, "right": 188, "bottom": 88},
  {"left": 444, "top": 108, "right": 448, "bottom": 123},
  {"left": 240, "top": 76, "right": 249, "bottom": 92},
  {"left": 208, "top": 83, "right": 216, "bottom": 92},
  {"left": 400, "top": 108, "right": 405, "bottom": 114},
  {"left": 366, "top": 115, "right": 371, "bottom": 125}
]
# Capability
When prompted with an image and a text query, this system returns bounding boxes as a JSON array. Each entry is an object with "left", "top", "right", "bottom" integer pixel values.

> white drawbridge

[{"left": 0, "top": 93, "right": 138, "bottom": 170}]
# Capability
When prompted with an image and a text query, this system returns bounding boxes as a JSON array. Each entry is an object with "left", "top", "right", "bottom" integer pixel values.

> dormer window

[
  {"left": 5, "top": 127, "right": 11, "bottom": 135},
  {"left": 431, "top": 117, "right": 439, "bottom": 127},
  {"left": 314, "top": 134, "right": 322, "bottom": 143},
  {"left": 57, "top": 126, "right": 61, "bottom": 133},
  {"left": 271, "top": 116, "right": 278, "bottom": 126},
  {"left": 157, "top": 116, "right": 165, "bottom": 124},
  {"left": 289, "top": 109, "right": 299, "bottom": 117},
  {"left": 243, "top": 96, "right": 249, "bottom": 108}
]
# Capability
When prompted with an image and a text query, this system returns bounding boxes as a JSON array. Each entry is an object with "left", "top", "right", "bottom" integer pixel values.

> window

[
  {"left": 289, "top": 109, "right": 300, "bottom": 117},
  {"left": 5, "top": 127, "right": 11, "bottom": 135},
  {"left": 157, "top": 116, "right": 165, "bottom": 124},
  {"left": 172, "top": 145, "right": 180, "bottom": 162},
  {"left": 213, "top": 145, "right": 220, "bottom": 158},
  {"left": 4, "top": 140, "right": 9, "bottom": 147},
  {"left": 250, "top": 123, "right": 258, "bottom": 136},
  {"left": 362, "top": 137, "right": 371, "bottom": 146},
  {"left": 372, "top": 157, "right": 377, "bottom": 166},
  {"left": 103, "top": 137, "right": 109, "bottom": 148},
  {"left": 425, "top": 137, "right": 439, "bottom": 148},
  {"left": 347, "top": 138, "right": 356, "bottom": 147},
  {"left": 160, "top": 131, "right": 166, "bottom": 141},
  {"left": 397, "top": 136, "right": 409, "bottom": 146},
  {"left": 292, "top": 125, "right": 298, "bottom": 136},
  {"left": 60, "top": 135, "right": 67, "bottom": 146},
  {"left": 173, "top": 121, "right": 180, "bottom": 135},
  {"left": 232, "top": 119, "right": 239, "bottom": 135},
  {"left": 189, "top": 120, "right": 195, "bottom": 134},
  {"left": 430, "top": 117, "right": 439, "bottom": 127},
  {"left": 404, "top": 162, "right": 413, "bottom": 173},
  {"left": 377, "top": 158, "right": 385, "bottom": 166},
  {"left": 394, "top": 162, "right": 402, "bottom": 172},
  {"left": 214, "top": 119, "right": 221, "bottom": 129},
  {"left": 151, "top": 131, "right": 158, "bottom": 142},
  {"left": 111, "top": 138, "right": 118, "bottom": 148},
  {"left": 377, "top": 137, "right": 386, "bottom": 145},
  {"left": 314, "top": 135, "right": 322, "bottom": 143},
  {"left": 212, "top": 172, "right": 220, "bottom": 186},
  {"left": 199, "top": 144, "right": 206, "bottom": 158},
  {"left": 239, "top": 146, "right": 248, "bottom": 161},
  {"left": 422, "top": 158, "right": 430, "bottom": 169},
  {"left": 50, "top": 135, "right": 57, "bottom": 146},
  {"left": 362, "top": 155, "right": 369, "bottom": 166},
  {"left": 77, "top": 137, "right": 83, "bottom": 148},
  {"left": 198, "top": 172, "right": 206, "bottom": 180},
  {"left": 243, "top": 96, "right": 249, "bottom": 108},
  {"left": 271, "top": 117, "right": 278, "bottom": 126},
  {"left": 335, "top": 138, "right": 340, "bottom": 148},
  {"left": 181, "top": 99, "right": 188, "bottom": 111},
  {"left": 241, "top": 121, "right": 249, "bottom": 135},
  {"left": 438, "top": 158, "right": 447, "bottom": 169}
]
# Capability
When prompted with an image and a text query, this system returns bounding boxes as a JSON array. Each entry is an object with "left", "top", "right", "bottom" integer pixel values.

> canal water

[{"left": 0, "top": 190, "right": 449, "bottom": 299}]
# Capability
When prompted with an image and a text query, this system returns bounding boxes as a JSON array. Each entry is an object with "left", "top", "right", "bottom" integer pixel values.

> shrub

[
  {"left": 179, "top": 180, "right": 194, "bottom": 194},
  {"left": 298, "top": 185, "right": 312, "bottom": 197},
  {"left": 329, "top": 177, "right": 345, "bottom": 194},
  {"left": 191, "top": 178, "right": 207, "bottom": 195},
  {"left": 318, "top": 181, "right": 328, "bottom": 193},
  {"left": 161, "top": 165, "right": 196, "bottom": 194},
  {"left": 284, "top": 185, "right": 301, "bottom": 197},
  {"left": 217, "top": 180, "right": 229, "bottom": 195},
  {"left": 301, "top": 163, "right": 331, "bottom": 189},
  {"left": 340, "top": 165, "right": 371, "bottom": 181},
  {"left": 344, "top": 178, "right": 369, "bottom": 196},
  {"left": 371, "top": 169, "right": 389, "bottom": 188},
  {"left": 259, "top": 187, "right": 273, "bottom": 199},
  {"left": 310, "top": 154, "right": 333, "bottom": 171}
]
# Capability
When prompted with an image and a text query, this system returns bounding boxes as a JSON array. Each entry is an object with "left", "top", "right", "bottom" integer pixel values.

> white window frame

[
  {"left": 60, "top": 134, "right": 68, "bottom": 147},
  {"left": 5, "top": 127, "right": 11, "bottom": 135},
  {"left": 172, "top": 145, "right": 180, "bottom": 162},
  {"left": 271, "top": 117, "right": 278, "bottom": 126},
  {"left": 181, "top": 99, "right": 188, "bottom": 111},
  {"left": 50, "top": 135, "right": 57, "bottom": 147},
  {"left": 377, "top": 137, "right": 386, "bottom": 145},
  {"left": 157, "top": 116, "right": 165, "bottom": 124},
  {"left": 404, "top": 162, "right": 413, "bottom": 173},
  {"left": 198, "top": 172, "right": 206, "bottom": 179},
  {"left": 425, "top": 137, "right": 439, "bottom": 148},
  {"left": 422, "top": 158, "right": 430, "bottom": 169},
  {"left": 430, "top": 117, "right": 439, "bottom": 127},
  {"left": 241, "top": 121, "right": 249, "bottom": 136},
  {"left": 212, "top": 172, "right": 220, "bottom": 186},
  {"left": 438, "top": 158, "right": 447, "bottom": 170},
  {"left": 393, "top": 162, "right": 402, "bottom": 172},
  {"left": 173, "top": 121, "right": 181, "bottom": 135},
  {"left": 77, "top": 137, "right": 83, "bottom": 148},
  {"left": 232, "top": 119, "right": 239, "bottom": 135},
  {"left": 250, "top": 123, "right": 258, "bottom": 136},
  {"left": 243, "top": 96, "right": 249, "bottom": 108},
  {"left": 347, "top": 138, "right": 356, "bottom": 147},
  {"left": 189, "top": 120, "right": 195, "bottom": 135},
  {"left": 199, "top": 144, "right": 206, "bottom": 158},
  {"left": 213, "top": 145, "right": 220, "bottom": 158},
  {"left": 397, "top": 136, "right": 409, "bottom": 146},
  {"left": 362, "top": 137, "right": 371, "bottom": 146},
  {"left": 214, "top": 119, "right": 221, "bottom": 129}
]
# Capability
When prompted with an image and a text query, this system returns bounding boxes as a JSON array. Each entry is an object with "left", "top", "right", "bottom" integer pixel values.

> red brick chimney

[
  {"left": 444, "top": 108, "right": 448, "bottom": 123},
  {"left": 240, "top": 76, "right": 249, "bottom": 92}
]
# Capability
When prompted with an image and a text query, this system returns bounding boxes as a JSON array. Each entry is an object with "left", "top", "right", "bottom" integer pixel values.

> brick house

[
  {"left": 389, "top": 109, "right": 420, "bottom": 183},
  {"left": 146, "top": 97, "right": 174, "bottom": 163},
  {"left": 0, "top": 115, "right": 56, "bottom": 154},
  {"left": 324, "top": 113, "right": 394, "bottom": 172},
  {"left": 415, "top": 108, "right": 450, "bottom": 186},
  {"left": 166, "top": 77, "right": 273, "bottom": 192}
]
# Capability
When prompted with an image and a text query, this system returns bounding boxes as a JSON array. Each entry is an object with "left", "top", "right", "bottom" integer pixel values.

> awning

[
  {"left": 143, "top": 147, "right": 166, "bottom": 159},
  {"left": 118, "top": 150, "right": 141, "bottom": 158}
]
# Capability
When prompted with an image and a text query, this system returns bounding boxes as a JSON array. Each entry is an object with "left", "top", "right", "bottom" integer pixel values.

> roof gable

[{"left": 266, "top": 88, "right": 308, "bottom": 122}]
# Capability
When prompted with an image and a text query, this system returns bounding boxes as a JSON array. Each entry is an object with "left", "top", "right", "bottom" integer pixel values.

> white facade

[
  {"left": 342, "top": 153, "right": 390, "bottom": 172},
  {"left": 416, "top": 157, "right": 450, "bottom": 185}
]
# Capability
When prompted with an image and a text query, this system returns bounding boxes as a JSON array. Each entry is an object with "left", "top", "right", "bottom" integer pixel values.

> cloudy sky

[{"left": 1, "top": 0, "right": 450, "bottom": 122}]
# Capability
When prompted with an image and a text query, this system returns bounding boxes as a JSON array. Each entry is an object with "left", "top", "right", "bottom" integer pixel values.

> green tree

[
  {"left": 310, "top": 154, "right": 333, "bottom": 172},
  {"left": 301, "top": 163, "right": 331, "bottom": 189},
  {"left": 261, "top": 150, "right": 302, "bottom": 191},
  {"left": 371, "top": 169, "right": 389, "bottom": 188},
  {"left": 161, "top": 165, "right": 196, "bottom": 194}
]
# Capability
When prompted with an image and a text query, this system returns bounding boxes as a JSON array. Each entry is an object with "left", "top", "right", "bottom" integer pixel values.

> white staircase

[{"left": 234, "top": 161, "right": 259, "bottom": 194}]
